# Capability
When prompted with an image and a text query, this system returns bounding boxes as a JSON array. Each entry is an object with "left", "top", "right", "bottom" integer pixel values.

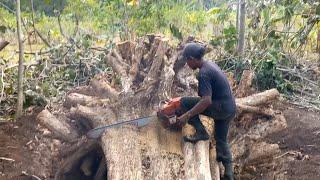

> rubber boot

[
  {"left": 183, "top": 120, "right": 209, "bottom": 143},
  {"left": 223, "top": 163, "right": 234, "bottom": 180}
]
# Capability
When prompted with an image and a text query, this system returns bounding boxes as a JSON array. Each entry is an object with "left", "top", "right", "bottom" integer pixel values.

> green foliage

[
  {"left": 0, "top": 0, "right": 318, "bottom": 107},
  {"left": 0, "top": 7, "right": 16, "bottom": 31},
  {"left": 254, "top": 51, "right": 291, "bottom": 93}
]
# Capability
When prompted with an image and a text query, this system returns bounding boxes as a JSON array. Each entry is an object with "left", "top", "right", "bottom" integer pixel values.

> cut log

[
  {"left": 236, "top": 88, "right": 279, "bottom": 106},
  {"left": 37, "top": 109, "right": 78, "bottom": 142}
]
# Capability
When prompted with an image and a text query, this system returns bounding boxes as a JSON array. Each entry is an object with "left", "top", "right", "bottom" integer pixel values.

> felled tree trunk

[{"left": 52, "top": 35, "right": 287, "bottom": 180}]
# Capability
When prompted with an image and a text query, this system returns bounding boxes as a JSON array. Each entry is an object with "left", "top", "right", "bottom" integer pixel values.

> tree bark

[
  {"left": 195, "top": 141, "right": 212, "bottom": 180},
  {"left": 64, "top": 93, "right": 109, "bottom": 108},
  {"left": 236, "top": 88, "right": 279, "bottom": 107},
  {"left": 37, "top": 109, "right": 79, "bottom": 142},
  {"left": 235, "top": 70, "right": 254, "bottom": 98},
  {"left": 15, "top": 0, "right": 24, "bottom": 117},
  {"left": 55, "top": 139, "right": 98, "bottom": 180},
  {"left": 237, "top": 0, "right": 246, "bottom": 56},
  {"left": 209, "top": 144, "right": 220, "bottom": 180}
]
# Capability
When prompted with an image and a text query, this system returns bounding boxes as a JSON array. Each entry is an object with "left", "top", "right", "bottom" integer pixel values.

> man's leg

[
  {"left": 214, "top": 117, "right": 234, "bottom": 180},
  {"left": 180, "top": 97, "right": 212, "bottom": 143}
]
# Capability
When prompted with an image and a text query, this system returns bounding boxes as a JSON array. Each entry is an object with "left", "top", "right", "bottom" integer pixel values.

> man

[{"left": 177, "top": 42, "right": 236, "bottom": 180}]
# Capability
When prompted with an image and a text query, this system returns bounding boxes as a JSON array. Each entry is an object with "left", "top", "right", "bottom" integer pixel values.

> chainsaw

[{"left": 86, "top": 97, "right": 183, "bottom": 139}]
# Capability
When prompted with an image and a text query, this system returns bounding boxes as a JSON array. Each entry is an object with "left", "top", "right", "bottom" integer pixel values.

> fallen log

[{"left": 236, "top": 88, "right": 280, "bottom": 106}]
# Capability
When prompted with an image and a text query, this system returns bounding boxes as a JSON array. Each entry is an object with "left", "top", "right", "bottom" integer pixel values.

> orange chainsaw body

[{"left": 157, "top": 97, "right": 183, "bottom": 129}]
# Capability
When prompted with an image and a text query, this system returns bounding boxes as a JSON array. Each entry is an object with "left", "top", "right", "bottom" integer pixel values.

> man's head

[{"left": 182, "top": 42, "right": 205, "bottom": 70}]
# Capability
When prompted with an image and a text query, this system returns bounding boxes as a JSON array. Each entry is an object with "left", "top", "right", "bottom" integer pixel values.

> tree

[
  {"left": 237, "top": 0, "right": 246, "bottom": 56},
  {"left": 16, "top": 0, "right": 24, "bottom": 117}
]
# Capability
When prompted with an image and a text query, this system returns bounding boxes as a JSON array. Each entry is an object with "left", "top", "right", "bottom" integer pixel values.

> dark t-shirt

[{"left": 198, "top": 61, "right": 236, "bottom": 117}]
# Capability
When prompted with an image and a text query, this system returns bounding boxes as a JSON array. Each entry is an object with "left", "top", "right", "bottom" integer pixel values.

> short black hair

[{"left": 182, "top": 42, "right": 205, "bottom": 61}]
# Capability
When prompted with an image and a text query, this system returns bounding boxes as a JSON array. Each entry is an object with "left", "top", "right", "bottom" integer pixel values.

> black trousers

[{"left": 180, "top": 97, "right": 235, "bottom": 164}]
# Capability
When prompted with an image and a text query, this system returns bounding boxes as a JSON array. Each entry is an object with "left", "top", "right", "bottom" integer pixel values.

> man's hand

[{"left": 177, "top": 112, "right": 190, "bottom": 126}]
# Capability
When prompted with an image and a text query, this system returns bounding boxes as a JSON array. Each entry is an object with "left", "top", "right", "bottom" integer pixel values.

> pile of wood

[{"left": 36, "top": 35, "right": 287, "bottom": 180}]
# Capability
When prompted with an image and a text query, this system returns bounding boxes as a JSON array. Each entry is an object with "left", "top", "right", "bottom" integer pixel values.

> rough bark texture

[
  {"left": 36, "top": 109, "right": 79, "bottom": 142},
  {"left": 235, "top": 70, "right": 254, "bottom": 98},
  {"left": 51, "top": 35, "right": 287, "bottom": 180},
  {"left": 16, "top": 0, "right": 24, "bottom": 117}
]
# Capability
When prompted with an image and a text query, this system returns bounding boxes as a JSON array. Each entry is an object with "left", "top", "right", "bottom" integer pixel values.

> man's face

[{"left": 187, "top": 59, "right": 198, "bottom": 70}]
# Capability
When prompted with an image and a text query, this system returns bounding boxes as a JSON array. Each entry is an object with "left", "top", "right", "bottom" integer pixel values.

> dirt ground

[
  {"left": 0, "top": 101, "right": 319, "bottom": 180},
  {"left": 0, "top": 108, "right": 61, "bottom": 180},
  {"left": 243, "top": 101, "right": 320, "bottom": 180},
  {"left": 261, "top": 101, "right": 320, "bottom": 180}
]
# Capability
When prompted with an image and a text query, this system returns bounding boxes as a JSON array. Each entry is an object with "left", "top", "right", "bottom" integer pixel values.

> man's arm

[
  {"left": 177, "top": 96, "right": 212, "bottom": 124},
  {"left": 187, "top": 95, "right": 212, "bottom": 118}
]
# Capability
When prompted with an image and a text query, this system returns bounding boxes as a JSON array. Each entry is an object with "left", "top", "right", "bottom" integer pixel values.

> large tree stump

[{"left": 52, "top": 35, "right": 287, "bottom": 180}]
